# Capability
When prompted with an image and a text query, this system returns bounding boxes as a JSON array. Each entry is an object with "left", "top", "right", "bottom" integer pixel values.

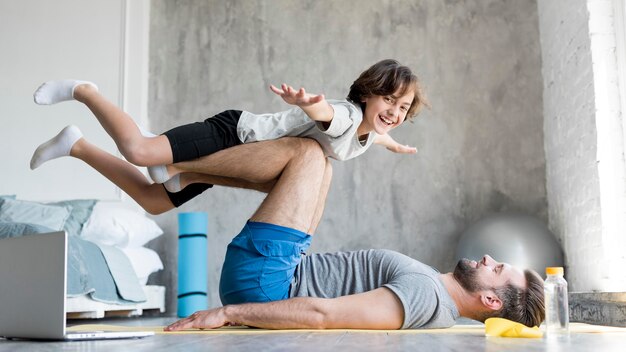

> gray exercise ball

[{"left": 455, "top": 213, "right": 564, "bottom": 277}]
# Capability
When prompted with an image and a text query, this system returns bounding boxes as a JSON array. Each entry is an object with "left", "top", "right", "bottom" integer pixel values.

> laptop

[{"left": 0, "top": 231, "right": 154, "bottom": 341}]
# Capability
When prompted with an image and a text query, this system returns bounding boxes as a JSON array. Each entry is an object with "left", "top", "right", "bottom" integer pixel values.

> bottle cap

[{"left": 546, "top": 267, "right": 564, "bottom": 275}]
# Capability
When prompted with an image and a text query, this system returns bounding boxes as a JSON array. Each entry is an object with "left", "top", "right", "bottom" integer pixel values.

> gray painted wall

[{"left": 146, "top": 0, "right": 546, "bottom": 314}]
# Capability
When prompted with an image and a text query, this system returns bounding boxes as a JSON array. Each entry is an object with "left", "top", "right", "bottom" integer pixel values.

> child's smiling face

[{"left": 359, "top": 87, "right": 415, "bottom": 135}]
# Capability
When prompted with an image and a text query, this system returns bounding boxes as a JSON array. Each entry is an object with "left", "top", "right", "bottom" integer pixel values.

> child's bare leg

[
  {"left": 72, "top": 85, "right": 172, "bottom": 166},
  {"left": 31, "top": 125, "right": 281, "bottom": 214},
  {"left": 70, "top": 138, "right": 176, "bottom": 215},
  {"left": 34, "top": 80, "right": 171, "bottom": 166}
]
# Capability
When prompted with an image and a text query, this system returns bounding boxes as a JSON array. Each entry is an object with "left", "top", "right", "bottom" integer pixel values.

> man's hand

[
  {"left": 270, "top": 84, "right": 325, "bottom": 107},
  {"left": 374, "top": 133, "right": 417, "bottom": 154},
  {"left": 164, "top": 308, "right": 231, "bottom": 331}
]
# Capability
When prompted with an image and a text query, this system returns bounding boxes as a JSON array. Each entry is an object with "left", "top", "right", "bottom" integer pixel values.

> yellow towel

[{"left": 485, "top": 318, "right": 543, "bottom": 338}]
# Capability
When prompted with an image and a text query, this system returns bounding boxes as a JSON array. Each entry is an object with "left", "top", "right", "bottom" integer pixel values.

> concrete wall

[{"left": 146, "top": 0, "right": 547, "bottom": 314}]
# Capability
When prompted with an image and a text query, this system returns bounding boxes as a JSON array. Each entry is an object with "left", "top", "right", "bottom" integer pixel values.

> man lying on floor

[
  {"left": 164, "top": 138, "right": 545, "bottom": 331},
  {"left": 37, "top": 130, "right": 544, "bottom": 330}
]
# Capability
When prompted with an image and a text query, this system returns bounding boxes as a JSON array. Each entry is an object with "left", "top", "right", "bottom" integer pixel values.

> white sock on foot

[
  {"left": 33, "top": 79, "right": 98, "bottom": 105},
  {"left": 148, "top": 164, "right": 170, "bottom": 184},
  {"left": 163, "top": 174, "right": 182, "bottom": 193},
  {"left": 30, "top": 125, "right": 82, "bottom": 169}
]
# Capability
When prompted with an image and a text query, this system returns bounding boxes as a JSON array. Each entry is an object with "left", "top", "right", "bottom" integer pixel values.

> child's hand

[
  {"left": 374, "top": 133, "right": 417, "bottom": 154},
  {"left": 385, "top": 144, "right": 417, "bottom": 154},
  {"left": 270, "top": 84, "right": 325, "bottom": 107}
]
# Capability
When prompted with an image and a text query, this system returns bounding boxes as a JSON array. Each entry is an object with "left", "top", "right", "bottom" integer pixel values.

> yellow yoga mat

[{"left": 67, "top": 323, "right": 626, "bottom": 335}]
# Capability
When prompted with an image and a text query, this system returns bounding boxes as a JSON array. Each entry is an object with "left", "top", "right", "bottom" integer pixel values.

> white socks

[
  {"left": 30, "top": 125, "right": 82, "bottom": 169},
  {"left": 148, "top": 164, "right": 170, "bottom": 184},
  {"left": 164, "top": 174, "right": 182, "bottom": 193},
  {"left": 148, "top": 164, "right": 182, "bottom": 192},
  {"left": 33, "top": 79, "right": 98, "bottom": 105}
]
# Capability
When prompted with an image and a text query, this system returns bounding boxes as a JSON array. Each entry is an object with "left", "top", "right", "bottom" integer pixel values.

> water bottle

[{"left": 544, "top": 267, "right": 569, "bottom": 334}]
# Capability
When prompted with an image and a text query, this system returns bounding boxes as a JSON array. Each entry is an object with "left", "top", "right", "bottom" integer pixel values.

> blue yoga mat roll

[{"left": 177, "top": 212, "right": 208, "bottom": 318}]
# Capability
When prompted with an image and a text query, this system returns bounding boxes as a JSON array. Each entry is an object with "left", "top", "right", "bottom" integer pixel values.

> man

[
  {"left": 33, "top": 126, "right": 543, "bottom": 330},
  {"left": 161, "top": 138, "right": 545, "bottom": 331}
]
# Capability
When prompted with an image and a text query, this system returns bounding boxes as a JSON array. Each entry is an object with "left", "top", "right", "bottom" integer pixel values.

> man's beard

[{"left": 453, "top": 258, "right": 487, "bottom": 292}]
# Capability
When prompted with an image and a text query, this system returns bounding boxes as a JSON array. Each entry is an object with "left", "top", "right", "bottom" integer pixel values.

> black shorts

[{"left": 162, "top": 110, "right": 243, "bottom": 207}]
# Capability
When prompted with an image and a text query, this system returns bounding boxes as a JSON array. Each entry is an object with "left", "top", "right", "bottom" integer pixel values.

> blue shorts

[{"left": 219, "top": 221, "right": 312, "bottom": 305}]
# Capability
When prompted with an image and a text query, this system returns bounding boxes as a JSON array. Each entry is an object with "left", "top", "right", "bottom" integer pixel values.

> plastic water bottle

[{"left": 544, "top": 267, "right": 569, "bottom": 334}]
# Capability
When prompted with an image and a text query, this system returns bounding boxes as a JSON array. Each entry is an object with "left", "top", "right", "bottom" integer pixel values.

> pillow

[
  {"left": 0, "top": 221, "right": 56, "bottom": 239},
  {"left": 48, "top": 199, "right": 97, "bottom": 237},
  {"left": 81, "top": 203, "right": 164, "bottom": 248},
  {"left": 0, "top": 195, "right": 16, "bottom": 208},
  {"left": 121, "top": 246, "right": 164, "bottom": 285},
  {"left": 0, "top": 198, "right": 71, "bottom": 231}
]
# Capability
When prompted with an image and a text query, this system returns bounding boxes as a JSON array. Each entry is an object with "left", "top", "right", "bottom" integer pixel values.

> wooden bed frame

[{"left": 66, "top": 285, "right": 166, "bottom": 319}]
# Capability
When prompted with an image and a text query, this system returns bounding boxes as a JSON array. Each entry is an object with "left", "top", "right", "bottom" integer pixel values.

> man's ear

[{"left": 480, "top": 291, "right": 502, "bottom": 311}]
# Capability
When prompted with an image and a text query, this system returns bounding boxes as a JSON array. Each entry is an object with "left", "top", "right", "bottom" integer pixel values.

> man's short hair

[{"left": 492, "top": 269, "right": 545, "bottom": 327}]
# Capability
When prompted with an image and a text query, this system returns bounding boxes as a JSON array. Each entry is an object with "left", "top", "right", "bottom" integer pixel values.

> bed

[{"left": 0, "top": 195, "right": 166, "bottom": 319}]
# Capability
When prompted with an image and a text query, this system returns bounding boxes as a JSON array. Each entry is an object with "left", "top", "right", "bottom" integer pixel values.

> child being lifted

[{"left": 31, "top": 59, "right": 428, "bottom": 208}]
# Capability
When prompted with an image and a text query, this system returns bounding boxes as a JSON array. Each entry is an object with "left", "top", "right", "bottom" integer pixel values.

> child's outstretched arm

[
  {"left": 374, "top": 133, "right": 417, "bottom": 154},
  {"left": 270, "top": 84, "right": 334, "bottom": 123}
]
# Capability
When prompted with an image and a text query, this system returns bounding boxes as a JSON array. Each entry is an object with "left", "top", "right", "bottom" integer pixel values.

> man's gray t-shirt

[
  {"left": 289, "top": 249, "right": 459, "bottom": 329},
  {"left": 237, "top": 99, "right": 376, "bottom": 161}
]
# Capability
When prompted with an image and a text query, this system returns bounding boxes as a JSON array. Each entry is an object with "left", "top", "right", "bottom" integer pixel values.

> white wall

[
  {"left": 0, "top": 0, "right": 149, "bottom": 204},
  {"left": 538, "top": 0, "right": 626, "bottom": 291}
]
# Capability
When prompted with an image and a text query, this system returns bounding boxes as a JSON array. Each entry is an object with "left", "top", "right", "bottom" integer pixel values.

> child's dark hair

[{"left": 347, "top": 59, "right": 429, "bottom": 121}]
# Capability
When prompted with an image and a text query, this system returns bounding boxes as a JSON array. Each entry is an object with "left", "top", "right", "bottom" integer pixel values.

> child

[{"left": 31, "top": 59, "right": 428, "bottom": 208}]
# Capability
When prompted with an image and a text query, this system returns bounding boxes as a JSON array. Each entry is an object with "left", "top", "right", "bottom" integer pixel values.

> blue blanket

[
  {"left": 68, "top": 236, "right": 146, "bottom": 303},
  {"left": 0, "top": 221, "right": 146, "bottom": 304}
]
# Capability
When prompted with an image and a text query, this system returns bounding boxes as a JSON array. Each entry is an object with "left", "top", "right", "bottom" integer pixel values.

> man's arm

[
  {"left": 269, "top": 84, "right": 334, "bottom": 123},
  {"left": 165, "top": 287, "right": 404, "bottom": 331}
]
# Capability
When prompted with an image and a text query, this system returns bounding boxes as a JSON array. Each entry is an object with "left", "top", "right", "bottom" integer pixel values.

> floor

[{"left": 0, "top": 317, "right": 625, "bottom": 351}]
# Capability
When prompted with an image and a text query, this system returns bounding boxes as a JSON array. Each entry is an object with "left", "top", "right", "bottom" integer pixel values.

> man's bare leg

[
  {"left": 170, "top": 138, "right": 318, "bottom": 185},
  {"left": 185, "top": 157, "right": 331, "bottom": 233},
  {"left": 184, "top": 173, "right": 276, "bottom": 193},
  {"left": 308, "top": 159, "right": 333, "bottom": 234},
  {"left": 171, "top": 138, "right": 330, "bottom": 233},
  {"left": 248, "top": 139, "right": 327, "bottom": 234},
  {"left": 72, "top": 84, "right": 173, "bottom": 166},
  {"left": 70, "top": 137, "right": 320, "bottom": 219},
  {"left": 70, "top": 138, "right": 175, "bottom": 214}
]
